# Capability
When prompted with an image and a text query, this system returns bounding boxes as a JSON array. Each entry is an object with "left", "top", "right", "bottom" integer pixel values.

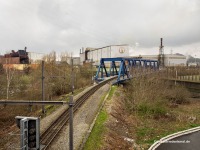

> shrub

[
  {"left": 165, "top": 85, "right": 190, "bottom": 104},
  {"left": 136, "top": 101, "right": 167, "bottom": 118},
  {"left": 124, "top": 73, "right": 190, "bottom": 119}
]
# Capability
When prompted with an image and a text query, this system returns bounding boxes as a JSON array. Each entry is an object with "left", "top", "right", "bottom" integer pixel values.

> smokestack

[
  {"left": 24, "top": 47, "right": 27, "bottom": 52},
  {"left": 160, "top": 38, "right": 163, "bottom": 48}
]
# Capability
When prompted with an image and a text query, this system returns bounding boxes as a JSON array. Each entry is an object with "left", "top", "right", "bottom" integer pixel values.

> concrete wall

[
  {"left": 164, "top": 55, "right": 187, "bottom": 66},
  {"left": 111, "top": 45, "right": 129, "bottom": 58},
  {"left": 140, "top": 55, "right": 159, "bottom": 61},
  {"left": 168, "top": 79, "right": 200, "bottom": 93},
  {"left": 140, "top": 54, "right": 187, "bottom": 66},
  {"left": 0, "top": 57, "right": 20, "bottom": 64},
  {"left": 81, "top": 45, "right": 129, "bottom": 65},
  {"left": 80, "top": 53, "right": 85, "bottom": 65},
  {"left": 65, "top": 57, "right": 80, "bottom": 65},
  {"left": 3, "top": 64, "right": 26, "bottom": 70}
]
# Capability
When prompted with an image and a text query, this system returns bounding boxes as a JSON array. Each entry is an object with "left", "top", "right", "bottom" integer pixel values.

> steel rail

[{"left": 40, "top": 76, "right": 116, "bottom": 149}]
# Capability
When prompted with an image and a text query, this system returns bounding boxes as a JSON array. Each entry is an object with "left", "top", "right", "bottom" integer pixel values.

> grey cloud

[{"left": 0, "top": 0, "right": 200, "bottom": 57}]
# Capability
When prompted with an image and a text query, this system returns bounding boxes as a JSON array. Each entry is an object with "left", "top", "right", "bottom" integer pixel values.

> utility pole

[
  {"left": 42, "top": 61, "right": 45, "bottom": 114},
  {"left": 158, "top": 38, "right": 164, "bottom": 67},
  {"left": 91, "top": 59, "right": 94, "bottom": 84},
  {"left": 71, "top": 56, "right": 74, "bottom": 94},
  {"left": 69, "top": 96, "right": 74, "bottom": 150},
  {"left": 69, "top": 55, "right": 74, "bottom": 150}
]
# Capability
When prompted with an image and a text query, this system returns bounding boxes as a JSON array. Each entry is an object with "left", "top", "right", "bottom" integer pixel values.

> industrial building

[
  {"left": 0, "top": 47, "right": 29, "bottom": 64},
  {"left": 79, "top": 43, "right": 187, "bottom": 67},
  {"left": 80, "top": 44, "right": 130, "bottom": 65},
  {"left": 59, "top": 56, "right": 80, "bottom": 66},
  {"left": 139, "top": 54, "right": 187, "bottom": 66}
]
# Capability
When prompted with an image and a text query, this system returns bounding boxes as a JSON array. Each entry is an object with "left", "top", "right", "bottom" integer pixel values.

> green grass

[
  {"left": 136, "top": 101, "right": 167, "bottom": 118},
  {"left": 135, "top": 116, "right": 200, "bottom": 147},
  {"left": 84, "top": 86, "right": 117, "bottom": 150},
  {"left": 84, "top": 109, "right": 108, "bottom": 150},
  {"left": 39, "top": 87, "right": 86, "bottom": 116},
  {"left": 107, "top": 86, "right": 117, "bottom": 100},
  {"left": 135, "top": 120, "right": 190, "bottom": 145},
  {"left": 44, "top": 105, "right": 58, "bottom": 115}
]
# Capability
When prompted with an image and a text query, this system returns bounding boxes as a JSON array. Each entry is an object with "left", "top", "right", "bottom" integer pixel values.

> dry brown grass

[
  {"left": 0, "top": 105, "right": 42, "bottom": 149},
  {"left": 0, "top": 61, "right": 94, "bottom": 149},
  {"left": 122, "top": 73, "right": 200, "bottom": 149}
]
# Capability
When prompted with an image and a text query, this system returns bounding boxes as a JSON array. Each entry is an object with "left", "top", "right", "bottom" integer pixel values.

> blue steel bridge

[{"left": 95, "top": 57, "right": 159, "bottom": 84}]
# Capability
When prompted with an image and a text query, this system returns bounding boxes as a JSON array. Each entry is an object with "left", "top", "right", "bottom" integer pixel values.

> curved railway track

[{"left": 40, "top": 77, "right": 116, "bottom": 149}]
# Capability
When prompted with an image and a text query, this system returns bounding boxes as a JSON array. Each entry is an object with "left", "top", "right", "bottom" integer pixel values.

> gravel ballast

[{"left": 48, "top": 83, "right": 110, "bottom": 150}]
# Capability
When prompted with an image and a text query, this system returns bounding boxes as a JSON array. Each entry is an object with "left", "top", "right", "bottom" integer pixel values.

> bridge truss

[{"left": 95, "top": 57, "right": 159, "bottom": 84}]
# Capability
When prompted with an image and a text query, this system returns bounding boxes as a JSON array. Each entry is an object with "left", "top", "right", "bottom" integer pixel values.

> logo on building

[{"left": 119, "top": 47, "right": 125, "bottom": 53}]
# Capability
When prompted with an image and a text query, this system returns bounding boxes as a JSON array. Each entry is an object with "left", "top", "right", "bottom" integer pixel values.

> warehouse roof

[{"left": 85, "top": 44, "right": 129, "bottom": 52}]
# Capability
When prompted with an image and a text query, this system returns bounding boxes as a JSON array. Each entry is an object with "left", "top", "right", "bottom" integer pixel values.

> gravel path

[{"left": 48, "top": 83, "right": 110, "bottom": 150}]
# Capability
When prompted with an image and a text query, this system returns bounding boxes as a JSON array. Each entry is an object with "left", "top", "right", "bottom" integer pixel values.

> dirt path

[{"left": 98, "top": 87, "right": 139, "bottom": 150}]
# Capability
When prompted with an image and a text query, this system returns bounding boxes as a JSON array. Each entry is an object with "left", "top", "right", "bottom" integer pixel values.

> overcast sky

[{"left": 0, "top": 0, "right": 200, "bottom": 57}]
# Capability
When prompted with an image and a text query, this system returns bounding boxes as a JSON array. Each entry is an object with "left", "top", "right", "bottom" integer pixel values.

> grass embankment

[
  {"left": 84, "top": 86, "right": 117, "bottom": 150},
  {"left": 124, "top": 75, "right": 200, "bottom": 149},
  {"left": 41, "top": 87, "right": 86, "bottom": 116}
]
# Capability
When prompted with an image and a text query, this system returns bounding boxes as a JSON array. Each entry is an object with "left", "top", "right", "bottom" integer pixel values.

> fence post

[{"left": 175, "top": 69, "right": 177, "bottom": 85}]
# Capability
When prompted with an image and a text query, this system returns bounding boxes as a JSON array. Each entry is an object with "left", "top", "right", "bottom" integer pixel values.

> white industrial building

[
  {"left": 79, "top": 44, "right": 187, "bottom": 67},
  {"left": 80, "top": 44, "right": 129, "bottom": 65},
  {"left": 66, "top": 57, "right": 80, "bottom": 65},
  {"left": 139, "top": 54, "right": 187, "bottom": 66},
  {"left": 164, "top": 54, "right": 187, "bottom": 66}
]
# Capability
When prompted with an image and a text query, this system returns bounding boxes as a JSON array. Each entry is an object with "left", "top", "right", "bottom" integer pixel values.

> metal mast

[{"left": 158, "top": 38, "right": 164, "bottom": 67}]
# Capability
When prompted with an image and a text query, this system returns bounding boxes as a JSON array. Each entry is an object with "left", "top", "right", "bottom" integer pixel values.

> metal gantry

[{"left": 95, "top": 57, "right": 159, "bottom": 84}]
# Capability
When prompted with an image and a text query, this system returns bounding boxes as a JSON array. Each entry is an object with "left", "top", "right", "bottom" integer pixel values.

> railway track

[{"left": 40, "top": 76, "right": 116, "bottom": 149}]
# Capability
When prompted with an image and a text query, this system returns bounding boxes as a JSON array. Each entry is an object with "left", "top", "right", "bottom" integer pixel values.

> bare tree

[
  {"left": 43, "top": 51, "right": 56, "bottom": 63},
  {"left": 60, "top": 52, "right": 70, "bottom": 64},
  {"left": 5, "top": 59, "right": 15, "bottom": 99}
]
